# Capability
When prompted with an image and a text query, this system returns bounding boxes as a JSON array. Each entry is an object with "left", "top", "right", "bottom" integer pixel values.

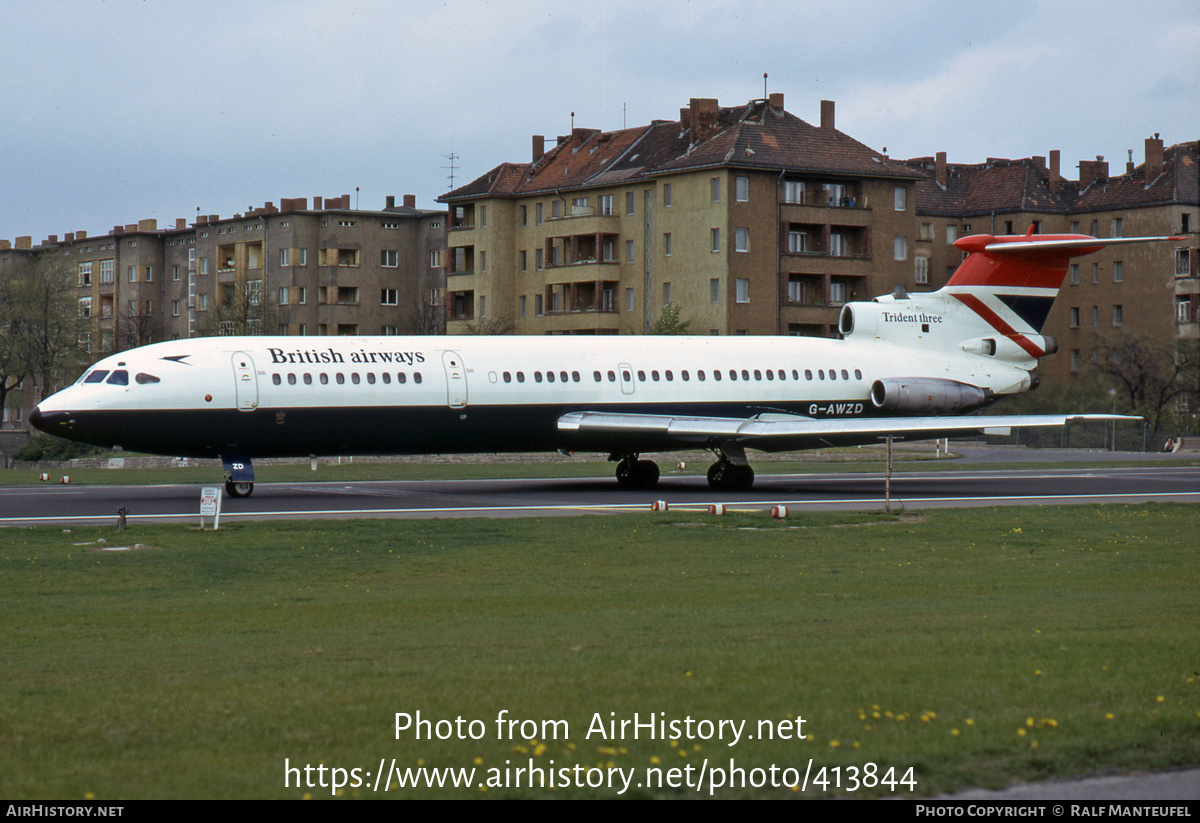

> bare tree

[
  {"left": 12, "top": 251, "right": 87, "bottom": 401},
  {"left": 1094, "top": 334, "right": 1200, "bottom": 439},
  {"left": 199, "top": 278, "right": 274, "bottom": 337},
  {"left": 405, "top": 292, "right": 446, "bottom": 335},
  {"left": 463, "top": 314, "right": 516, "bottom": 335}
]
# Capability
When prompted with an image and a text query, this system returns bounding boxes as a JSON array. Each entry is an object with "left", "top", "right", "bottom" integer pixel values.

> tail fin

[{"left": 944, "top": 232, "right": 1183, "bottom": 357}]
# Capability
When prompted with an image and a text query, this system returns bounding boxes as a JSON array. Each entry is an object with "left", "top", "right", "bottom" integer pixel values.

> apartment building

[
  {"left": 906, "top": 138, "right": 1199, "bottom": 388},
  {"left": 438, "top": 95, "right": 925, "bottom": 336}
]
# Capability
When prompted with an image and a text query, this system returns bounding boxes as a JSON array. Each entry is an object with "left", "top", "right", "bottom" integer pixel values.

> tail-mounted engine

[{"left": 870, "top": 377, "right": 991, "bottom": 414}]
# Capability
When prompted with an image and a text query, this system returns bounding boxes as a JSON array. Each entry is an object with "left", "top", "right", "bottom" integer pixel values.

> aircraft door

[
  {"left": 442, "top": 350, "right": 468, "bottom": 408},
  {"left": 618, "top": 362, "right": 635, "bottom": 395},
  {"left": 232, "top": 352, "right": 258, "bottom": 411}
]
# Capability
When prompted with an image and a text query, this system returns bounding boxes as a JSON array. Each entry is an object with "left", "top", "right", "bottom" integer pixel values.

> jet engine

[{"left": 870, "top": 377, "right": 991, "bottom": 414}]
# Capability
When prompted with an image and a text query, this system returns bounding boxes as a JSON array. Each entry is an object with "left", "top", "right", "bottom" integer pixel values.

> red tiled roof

[{"left": 440, "top": 99, "right": 920, "bottom": 202}]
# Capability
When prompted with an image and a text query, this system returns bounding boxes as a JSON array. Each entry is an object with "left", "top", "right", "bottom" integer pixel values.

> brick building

[{"left": 438, "top": 95, "right": 925, "bottom": 336}]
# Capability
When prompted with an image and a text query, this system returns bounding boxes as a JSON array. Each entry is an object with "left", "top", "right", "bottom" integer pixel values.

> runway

[{"left": 4, "top": 462, "right": 1197, "bottom": 526}]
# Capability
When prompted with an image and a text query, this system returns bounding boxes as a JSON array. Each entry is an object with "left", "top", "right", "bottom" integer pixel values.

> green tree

[{"left": 649, "top": 303, "right": 691, "bottom": 335}]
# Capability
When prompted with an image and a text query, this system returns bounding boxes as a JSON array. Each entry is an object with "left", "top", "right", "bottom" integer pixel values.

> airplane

[{"left": 30, "top": 231, "right": 1177, "bottom": 499}]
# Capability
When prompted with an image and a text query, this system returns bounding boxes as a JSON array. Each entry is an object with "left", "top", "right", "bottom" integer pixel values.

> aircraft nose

[{"left": 28, "top": 407, "right": 70, "bottom": 435}]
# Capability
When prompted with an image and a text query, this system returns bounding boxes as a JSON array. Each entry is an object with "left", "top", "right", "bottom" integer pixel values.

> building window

[
  {"left": 735, "top": 278, "right": 749, "bottom": 303},
  {"left": 535, "top": 294, "right": 544, "bottom": 316},
  {"left": 480, "top": 250, "right": 486, "bottom": 273},
  {"left": 78, "top": 297, "right": 91, "bottom": 318},
  {"left": 199, "top": 257, "right": 209, "bottom": 275},
  {"left": 915, "top": 256, "right": 929, "bottom": 285},
  {"left": 1093, "top": 263, "right": 1099, "bottom": 283},
  {"left": 788, "top": 231, "right": 806, "bottom": 253},
  {"left": 1092, "top": 306, "right": 1099, "bottom": 327},
  {"left": 626, "top": 192, "right": 635, "bottom": 215},
  {"left": 784, "top": 180, "right": 805, "bottom": 204},
  {"left": 297, "top": 287, "right": 306, "bottom": 304},
  {"left": 663, "top": 233, "right": 671, "bottom": 256},
  {"left": 735, "top": 228, "right": 749, "bottom": 253},
  {"left": 381, "top": 289, "right": 398, "bottom": 305},
  {"left": 710, "top": 278, "right": 720, "bottom": 303},
  {"left": 1176, "top": 249, "right": 1190, "bottom": 276},
  {"left": 945, "top": 224, "right": 957, "bottom": 243},
  {"left": 1178, "top": 299, "right": 1192, "bottom": 324},
  {"left": 100, "top": 260, "right": 114, "bottom": 284},
  {"left": 519, "top": 295, "right": 527, "bottom": 318},
  {"left": 1069, "top": 307, "right": 1080, "bottom": 328},
  {"left": 128, "top": 265, "right": 137, "bottom": 283},
  {"left": 519, "top": 250, "right": 527, "bottom": 272},
  {"left": 711, "top": 177, "right": 720, "bottom": 202},
  {"left": 663, "top": 282, "right": 671, "bottom": 305},
  {"left": 894, "top": 186, "right": 907, "bottom": 211},
  {"left": 830, "top": 282, "right": 847, "bottom": 304},
  {"left": 279, "top": 287, "right": 290, "bottom": 305},
  {"left": 663, "top": 183, "right": 672, "bottom": 207},
  {"left": 299, "top": 249, "right": 307, "bottom": 266},
  {"left": 78, "top": 262, "right": 92, "bottom": 286},
  {"left": 894, "top": 236, "right": 907, "bottom": 260},
  {"left": 1112, "top": 218, "right": 1123, "bottom": 238},
  {"left": 280, "top": 248, "right": 290, "bottom": 266},
  {"left": 1113, "top": 261, "right": 1123, "bottom": 282},
  {"left": 381, "top": 250, "right": 398, "bottom": 267},
  {"left": 519, "top": 205, "right": 527, "bottom": 226},
  {"left": 171, "top": 300, "right": 180, "bottom": 317},
  {"left": 918, "top": 223, "right": 933, "bottom": 241},
  {"left": 711, "top": 228, "right": 720, "bottom": 253},
  {"left": 429, "top": 249, "right": 441, "bottom": 268},
  {"left": 536, "top": 203, "right": 544, "bottom": 224},
  {"left": 626, "top": 240, "right": 634, "bottom": 263},
  {"left": 625, "top": 288, "right": 634, "bottom": 312},
  {"left": 1070, "top": 349, "right": 1081, "bottom": 372},
  {"left": 536, "top": 249, "right": 544, "bottom": 270},
  {"left": 830, "top": 233, "right": 846, "bottom": 256},
  {"left": 480, "top": 205, "right": 487, "bottom": 227},
  {"left": 172, "top": 264, "right": 180, "bottom": 281},
  {"left": 1113, "top": 305, "right": 1123, "bottom": 326},
  {"left": 599, "top": 194, "right": 614, "bottom": 215},
  {"left": 736, "top": 176, "right": 749, "bottom": 202},
  {"left": 1070, "top": 264, "right": 1080, "bottom": 285},
  {"left": 479, "top": 296, "right": 486, "bottom": 318}
]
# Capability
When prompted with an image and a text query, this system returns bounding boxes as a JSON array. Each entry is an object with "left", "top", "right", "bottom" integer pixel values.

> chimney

[
  {"left": 1145, "top": 135, "right": 1164, "bottom": 180},
  {"left": 403, "top": 194, "right": 416, "bottom": 208},
  {"left": 1049, "top": 150, "right": 1062, "bottom": 193},
  {"left": 314, "top": 196, "right": 323, "bottom": 209},
  {"left": 532, "top": 134, "right": 545, "bottom": 162},
  {"left": 65, "top": 232, "right": 75, "bottom": 242},
  {"left": 76, "top": 230, "right": 87, "bottom": 239},
  {"left": 687, "top": 97, "right": 720, "bottom": 142},
  {"left": 820, "top": 100, "right": 835, "bottom": 130},
  {"left": 935, "top": 151, "right": 947, "bottom": 187},
  {"left": 47, "top": 234, "right": 58, "bottom": 245},
  {"left": 16, "top": 236, "right": 31, "bottom": 249},
  {"left": 1078, "top": 157, "right": 1109, "bottom": 188},
  {"left": 386, "top": 195, "right": 395, "bottom": 209},
  {"left": 138, "top": 218, "right": 157, "bottom": 232},
  {"left": 768, "top": 92, "right": 784, "bottom": 111}
]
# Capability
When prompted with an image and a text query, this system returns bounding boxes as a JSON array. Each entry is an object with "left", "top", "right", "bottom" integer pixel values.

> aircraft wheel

[
  {"left": 225, "top": 480, "right": 254, "bottom": 498},
  {"left": 634, "top": 459, "right": 660, "bottom": 488},
  {"left": 615, "top": 458, "right": 635, "bottom": 486},
  {"left": 707, "top": 462, "right": 754, "bottom": 491}
]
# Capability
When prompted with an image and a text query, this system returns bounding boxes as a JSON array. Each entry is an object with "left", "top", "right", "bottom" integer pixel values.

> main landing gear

[
  {"left": 706, "top": 443, "right": 755, "bottom": 491},
  {"left": 611, "top": 453, "right": 661, "bottom": 488},
  {"left": 225, "top": 480, "right": 254, "bottom": 498}
]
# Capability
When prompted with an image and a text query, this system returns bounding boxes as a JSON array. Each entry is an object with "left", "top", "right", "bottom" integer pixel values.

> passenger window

[
  {"left": 805, "top": 369, "right": 812, "bottom": 380},
  {"left": 713, "top": 370, "right": 721, "bottom": 381},
  {"left": 622, "top": 370, "right": 631, "bottom": 382},
  {"left": 571, "top": 371, "right": 579, "bottom": 382},
  {"left": 765, "top": 370, "right": 773, "bottom": 381},
  {"left": 304, "top": 374, "right": 312, "bottom": 384},
  {"left": 607, "top": 371, "right": 616, "bottom": 382},
  {"left": 84, "top": 370, "right": 110, "bottom": 383},
  {"left": 593, "top": 371, "right": 601, "bottom": 382},
  {"left": 841, "top": 369, "right": 849, "bottom": 380},
  {"left": 637, "top": 370, "right": 646, "bottom": 381},
  {"left": 698, "top": 370, "right": 706, "bottom": 381},
  {"left": 504, "top": 372, "right": 512, "bottom": 383},
  {"left": 516, "top": 372, "right": 525, "bottom": 383},
  {"left": 547, "top": 371, "right": 555, "bottom": 383},
  {"left": 135, "top": 373, "right": 160, "bottom": 384},
  {"left": 729, "top": 370, "right": 737, "bottom": 381},
  {"left": 367, "top": 373, "right": 376, "bottom": 384},
  {"left": 561, "top": 371, "right": 569, "bottom": 382},
  {"left": 741, "top": 370, "right": 750, "bottom": 381},
  {"left": 106, "top": 370, "right": 129, "bottom": 385},
  {"left": 320, "top": 373, "right": 329, "bottom": 385},
  {"left": 397, "top": 372, "right": 407, "bottom": 384},
  {"left": 413, "top": 373, "right": 422, "bottom": 384},
  {"left": 336, "top": 373, "right": 345, "bottom": 384},
  {"left": 651, "top": 370, "right": 660, "bottom": 381},
  {"left": 351, "top": 373, "right": 360, "bottom": 384},
  {"left": 272, "top": 374, "right": 282, "bottom": 385},
  {"left": 535, "top": 372, "right": 543, "bottom": 383},
  {"left": 818, "top": 370, "right": 825, "bottom": 380},
  {"left": 665, "top": 370, "right": 673, "bottom": 381},
  {"left": 287, "top": 373, "right": 297, "bottom": 385},
  {"left": 382, "top": 373, "right": 391, "bottom": 384},
  {"left": 829, "top": 369, "right": 837, "bottom": 381},
  {"left": 681, "top": 370, "right": 689, "bottom": 381},
  {"left": 854, "top": 369, "right": 862, "bottom": 380},
  {"left": 792, "top": 369, "right": 800, "bottom": 380},
  {"left": 754, "top": 370, "right": 762, "bottom": 380}
]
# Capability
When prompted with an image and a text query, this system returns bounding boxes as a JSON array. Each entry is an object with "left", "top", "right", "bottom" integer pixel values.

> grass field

[{"left": 2, "top": 505, "right": 1197, "bottom": 799}]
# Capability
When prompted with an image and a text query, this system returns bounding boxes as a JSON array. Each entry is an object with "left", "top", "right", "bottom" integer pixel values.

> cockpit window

[
  {"left": 84, "top": 370, "right": 110, "bottom": 383},
  {"left": 106, "top": 370, "right": 129, "bottom": 385},
  {"left": 135, "top": 373, "right": 161, "bottom": 384}
]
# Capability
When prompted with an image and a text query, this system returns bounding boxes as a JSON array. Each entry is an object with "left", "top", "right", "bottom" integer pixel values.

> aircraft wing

[{"left": 557, "top": 410, "right": 1139, "bottom": 453}]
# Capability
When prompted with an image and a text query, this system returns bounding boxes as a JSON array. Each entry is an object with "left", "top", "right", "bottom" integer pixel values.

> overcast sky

[{"left": 3, "top": 0, "right": 1196, "bottom": 243}]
